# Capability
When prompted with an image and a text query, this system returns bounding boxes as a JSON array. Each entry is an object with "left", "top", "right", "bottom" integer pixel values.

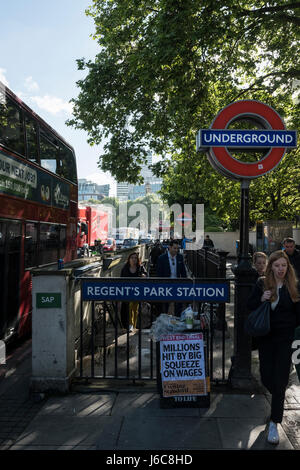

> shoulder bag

[{"left": 244, "top": 301, "right": 270, "bottom": 337}]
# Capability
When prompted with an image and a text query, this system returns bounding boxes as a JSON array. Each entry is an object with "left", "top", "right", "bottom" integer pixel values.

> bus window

[
  {"left": 25, "top": 115, "right": 39, "bottom": 164},
  {"left": 40, "top": 127, "right": 59, "bottom": 174},
  {"left": 25, "top": 222, "right": 38, "bottom": 268},
  {"left": 57, "top": 142, "right": 77, "bottom": 183},
  {"left": 0, "top": 90, "right": 25, "bottom": 156},
  {"left": 39, "top": 223, "right": 59, "bottom": 265}
]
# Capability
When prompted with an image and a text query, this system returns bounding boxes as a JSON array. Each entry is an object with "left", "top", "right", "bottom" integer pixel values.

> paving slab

[
  {"left": 37, "top": 393, "right": 117, "bottom": 417},
  {"left": 111, "top": 392, "right": 202, "bottom": 417},
  {"left": 115, "top": 416, "right": 222, "bottom": 450},
  {"left": 282, "top": 410, "right": 300, "bottom": 450},
  {"left": 285, "top": 384, "right": 300, "bottom": 406},
  {"left": 200, "top": 393, "right": 270, "bottom": 419},
  {"left": 0, "top": 440, "right": 14, "bottom": 450},
  {"left": 217, "top": 418, "right": 293, "bottom": 450},
  {"left": 11, "top": 415, "right": 123, "bottom": 449},
  {"left": 0, "top": 373, "right": 31, "bottom": 399}
]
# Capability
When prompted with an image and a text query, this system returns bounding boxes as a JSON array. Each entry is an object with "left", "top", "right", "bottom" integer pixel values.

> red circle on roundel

[{"left": 210, "top": 100, "right": 286, "bottom": 178}]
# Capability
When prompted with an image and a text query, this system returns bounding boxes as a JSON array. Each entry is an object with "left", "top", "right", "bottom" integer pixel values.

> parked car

[
  {"left": 103, "top": 238, "right": 116, "bottom": 252},
  {"left": 115, "top": 239, "right": 124, "bottom": 249},
  {"left": 139, "top": 238, "right": 153, "bottom": 247},
  {"left": 122, "top": 238, "right": 139, "bottom": 249}
]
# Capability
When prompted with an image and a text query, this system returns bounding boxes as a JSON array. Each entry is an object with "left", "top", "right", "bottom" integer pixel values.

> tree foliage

[{"left": 68, "top": 0, "right": 300, "bottom": 224}]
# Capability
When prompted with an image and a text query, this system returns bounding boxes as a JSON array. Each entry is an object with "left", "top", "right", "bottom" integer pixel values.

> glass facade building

[
  {"left": 78, "top": 179, "right": 110, "bottom": 201},
  {"left": 117, "top": 153, "right": 162, "bottom": 201}
]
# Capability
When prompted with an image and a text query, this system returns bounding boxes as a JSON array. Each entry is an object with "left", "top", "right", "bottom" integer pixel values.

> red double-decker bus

[{"left": 0, "top": 81, "right": 78, "bottom": 342}]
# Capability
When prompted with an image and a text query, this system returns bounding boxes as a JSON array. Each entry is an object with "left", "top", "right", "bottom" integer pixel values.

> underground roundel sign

[
  {"left": 175, "top": 212, "right": 192, "bottom": 227},
  {"left": 196, "top": 100, "right": 297, "bottom": 180}
]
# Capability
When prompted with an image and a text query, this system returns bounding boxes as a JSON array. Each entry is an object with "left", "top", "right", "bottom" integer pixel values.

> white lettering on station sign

[
  {"left": 198, "top": 129, "right": 297, "bottom": 148},
  {"left": 82, "top": 281, "right": 230, "bottom": 302}
]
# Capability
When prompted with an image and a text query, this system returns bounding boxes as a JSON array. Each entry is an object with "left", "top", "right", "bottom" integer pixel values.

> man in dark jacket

[
  {"left": 282, "top": 237, "right": 300, "bottom": 279},
  {"left": 156, "top": 240, "right": 187, "bottom": 316},
  {"left": 150, "top": 241, "right": 164, "bottom": 269},
  {"left": 202, "top": 235, "right": 214, "bottom": 250},
  {"left": 156, "top": 240, "right": 187, "bottom": 278}
]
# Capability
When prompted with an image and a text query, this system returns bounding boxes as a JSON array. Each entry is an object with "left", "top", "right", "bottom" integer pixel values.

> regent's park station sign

[
  {"left": 82, "top": 279, "right": 230, "bottom": 303},
  {"left": 196, "top": 100, "right": 297, "bottom": 180}
]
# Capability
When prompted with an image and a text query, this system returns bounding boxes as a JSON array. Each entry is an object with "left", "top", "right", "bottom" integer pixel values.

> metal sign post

[
  {"left": 231, "top": 179, "right": 257, "bottom": 386},
  {"left": 197, "top": 99, "right": 297, "bottom": 389}
]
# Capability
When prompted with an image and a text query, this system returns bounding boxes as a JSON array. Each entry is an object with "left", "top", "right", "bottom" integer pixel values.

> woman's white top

[{"left": 271, "top": 283, "right": 283, "bottom": 310}]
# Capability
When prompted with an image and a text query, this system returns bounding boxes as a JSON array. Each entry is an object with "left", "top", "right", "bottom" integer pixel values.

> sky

[{"left": 0, "top": 0, "right": 117, "bottom": 195}]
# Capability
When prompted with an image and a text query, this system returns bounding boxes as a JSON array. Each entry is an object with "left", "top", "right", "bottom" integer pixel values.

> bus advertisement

[{"left": 0, "top": 81, "right": 78, "bottom": 342}]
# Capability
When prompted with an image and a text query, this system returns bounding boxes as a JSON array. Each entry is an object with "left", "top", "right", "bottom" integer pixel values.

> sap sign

[{"left": 36, "top": 293, "right": 62, "bottom": 308}]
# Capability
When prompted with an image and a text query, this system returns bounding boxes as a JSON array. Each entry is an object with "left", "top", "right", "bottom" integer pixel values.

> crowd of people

[
  {"left": 117, "top": 235, "right": 300, "bottom": 446},
  {"left": 118, "top": 239, "right": 188, "bottom": 331}
]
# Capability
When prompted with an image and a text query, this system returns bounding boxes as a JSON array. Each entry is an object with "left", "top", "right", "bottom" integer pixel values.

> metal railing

[
  {"left": 185, "top": 247, "right": 229, "bottom": 279},
  {"left": 75, "top": 276, "right": 231, "bottom": 385}
]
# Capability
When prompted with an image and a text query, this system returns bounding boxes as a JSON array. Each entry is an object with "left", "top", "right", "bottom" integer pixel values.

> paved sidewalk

[
  {"left": 0, "top": 338, "right": 299, "bottom": 451},
  {"left": 0, "top": 338, "right": 45, "bottom": 449}
]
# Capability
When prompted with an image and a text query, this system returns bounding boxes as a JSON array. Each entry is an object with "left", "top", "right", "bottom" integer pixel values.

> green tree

[
  {"left": 99, "top": 196, "right": 119, "bottom": 208},
  {"left": 68, "top": 1, "right": 300, "bottom": 222}
]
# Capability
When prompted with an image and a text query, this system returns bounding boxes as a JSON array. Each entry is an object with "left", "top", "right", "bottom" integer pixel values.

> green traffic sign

[{"left": 36, "top": 293, "right": 62, "bottom": 308}]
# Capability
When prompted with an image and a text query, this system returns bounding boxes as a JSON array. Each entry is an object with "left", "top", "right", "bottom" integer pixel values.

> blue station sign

[
  {"left": 198, "top": 129, "right": 297, "bottom": 149},
  {"left": 82, "top": 280, "right": 230, "bottom": 302}
]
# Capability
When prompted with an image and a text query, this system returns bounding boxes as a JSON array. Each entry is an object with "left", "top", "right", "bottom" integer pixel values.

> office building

[
  {"left": 78, "top": 179, "right": 110, "bottom": 201},
  {"left": 116, "top": 182, "right": 129, "bottom": 201},
  {"left": 118, "top": 153, "right": 162, "bottom": 201}
]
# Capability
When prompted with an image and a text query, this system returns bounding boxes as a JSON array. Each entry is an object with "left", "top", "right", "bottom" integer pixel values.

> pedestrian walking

[
  {"left": 150, "top": 240, "right": 164, "bottom": 270},
  {"left": 156, "top": 239, "right": 187, "bottom": 316},
  {"left": 282, "top": 237, "right": 300, "bottom": 278},
  {"left": 247, "top": 250, "right": 300, "bottom": 445},
  {"left": 253, "top": 251, "right": 268, "bottom": 278},
  {"left": 156, "top": 239, "right": 187, "bottom": 279},
  {"left": 251, "top": 252, "right": 268, "bottom": 351},
  {"left": 118, "top": 252, "right": 147, "bottom": 332},
  {"left": 202, "top": 235, "right": 214, "bottom": 250}
]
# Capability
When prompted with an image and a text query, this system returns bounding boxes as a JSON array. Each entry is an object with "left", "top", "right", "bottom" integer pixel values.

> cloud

[
  {"left": 0, "top": 72, "right": 72, "bottom": 116},
  {"left": 0, "top": 68, "right": 9, "bottom": 87},
  {"left": 30, "top": 95, "right": 73, "bottom": 115},
  {"left": 86, "top": 172, "right": 116, "bottom": 185},
  {"left": 24, "top": 76, "right": 39, "bottom": 92},
  {"left": 15, "top": 90, "right": 27, "bottom": 100}
]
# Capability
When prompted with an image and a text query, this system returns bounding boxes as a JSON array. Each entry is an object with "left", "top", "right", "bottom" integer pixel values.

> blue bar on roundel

[{"left": 198, "top": 129, "right": 297, "bottom": 148}]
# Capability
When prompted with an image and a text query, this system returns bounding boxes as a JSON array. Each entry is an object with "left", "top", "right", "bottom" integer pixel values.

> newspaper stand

[{"left": 156, "top": 328, "right": 210, "bottom": 408}]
